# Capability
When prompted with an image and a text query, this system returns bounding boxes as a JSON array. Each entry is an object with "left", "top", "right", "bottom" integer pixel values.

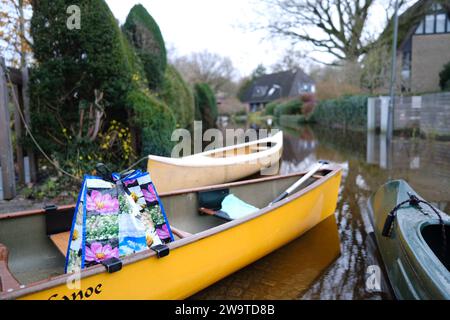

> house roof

[{"left": 240, "top": 68, "right": 314, "bottom": 104}]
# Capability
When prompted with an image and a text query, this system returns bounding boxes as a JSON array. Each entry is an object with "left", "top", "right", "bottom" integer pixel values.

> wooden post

[
  {"left": 13, "top": 85, "right": 25, "bottom": 184},
  {"left": 0, "top": 57, "right": 17, "bottom": 199},
  {"left": 21, "top": 66, "right": 37, "bottom": 183}
]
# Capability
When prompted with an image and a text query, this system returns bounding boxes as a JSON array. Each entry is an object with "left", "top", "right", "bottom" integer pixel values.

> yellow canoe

[
  {"left": 147, "top": 131, "right": 283, "bottom": 193},
  {"left": 0, "top": 165, "right": 341, "bottom": 300}
]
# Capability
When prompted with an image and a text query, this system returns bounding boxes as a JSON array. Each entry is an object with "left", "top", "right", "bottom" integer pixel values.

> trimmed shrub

[
  {"left": 274, "top": 98, "right": 303, "bottom": 118},
  {"left": 127, "top": 88, "right": 175, "bottom": 157},
  {"left": 161, "top": 65, "right": 195, "bottom": 129},
  {"left": 29, "top": 0, "right": 133, "bottom": 173},
  {"left": 440, "top": 61, "right": 450, "bottom": 91},
  {"left": 194, "top": 83, "right": 218, "bottom": 130},
  {"left": 264, "top": 101, "right": 280, "bottom": 116},
  {"left": 310, "top": 95, "right": 368, "bottom": 130},
  {"left": 124, "top": 4, "right": 167, "bottom": 91}
]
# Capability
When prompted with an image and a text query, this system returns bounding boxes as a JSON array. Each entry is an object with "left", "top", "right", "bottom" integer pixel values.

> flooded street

[{"left": 193, "top": 124, "right": 450, "bottom": 300}]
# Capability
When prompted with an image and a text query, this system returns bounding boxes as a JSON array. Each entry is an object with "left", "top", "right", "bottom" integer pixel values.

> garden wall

[{"left": 368, "top": 92, "right": 450, "bottom": 137}]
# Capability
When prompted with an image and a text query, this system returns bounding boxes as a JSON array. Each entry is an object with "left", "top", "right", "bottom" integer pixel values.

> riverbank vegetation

[{"left": 2, "top": 0, "right": 218, "bottom": 202}]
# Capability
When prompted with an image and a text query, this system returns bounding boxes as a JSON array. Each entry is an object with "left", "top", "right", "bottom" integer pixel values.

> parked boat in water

[
  {"left": 0, "top": 164, "right": 341, "bottom": 300},
  {"left": 369, "top": 180, "right": 450, "bottom": 300},
  {"left": 147, "top": 131, "right": 283, "bottom": 193}
]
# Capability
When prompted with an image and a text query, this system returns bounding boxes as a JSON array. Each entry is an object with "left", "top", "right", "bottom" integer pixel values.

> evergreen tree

[
  {"left": 123, "top": 4, "right": 167, "bottom": 91},
  {"left": 161, "top": 65, "right": 195, "bottom": 129},
  {"left": 29, "top": 0, "right": 133, "bottom": 171},
  {"left": 440, "top": 62, "right": 450, "bottom": 91},
  {"left": 194, "top": 83, "right": 218, "bottom": 130}
]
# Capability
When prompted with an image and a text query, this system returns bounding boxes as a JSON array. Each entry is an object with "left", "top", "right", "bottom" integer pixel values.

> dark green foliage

[
  {"left": 234, "top": 110, "right": 247, "bottom": 116},
  {"left": 440, "top": 62, "right": 450, "bottom": 91},
  {"left": 310, "top": 95, "right": 368, "bottom": 130},
  {"left": 194, "top": 83, "right": 218, "bottom": 130},
  {"left": 237, "top": 78, "right": 252, "bottom": 102},
  {"left": 121, "top": 27, "right": 177, "bottom": 157},
  {"left": 123, "top": 4, "right": 167, "bottom": 91},
  {"left": 274, "top": 98, "right": 303, "bottom": 118},
  {"left": 127, "top": 89, "right": 175, "bottom": 156},
  {"left": 161, "top": 65, "right": 195, "bottom": 128},
  {"left": 264, "top": 100, "right": 280, "bottom": 116},
  {"left": 29, "top": 0, "right": 133, "bottom": 172}
]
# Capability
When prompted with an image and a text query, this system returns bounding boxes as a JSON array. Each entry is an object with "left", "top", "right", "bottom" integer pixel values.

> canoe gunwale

[
  {"left": 148, "top": 132, "right": 283, "bottom": 167},
  {"left": 0, "top": 164, "right": 342, "bottom": 300},
  {"left": 370, "top": 179, "right": 450, "bottom": 300},
  {"left": 401, "top": 219, "right": 450, "bottom": 298}
]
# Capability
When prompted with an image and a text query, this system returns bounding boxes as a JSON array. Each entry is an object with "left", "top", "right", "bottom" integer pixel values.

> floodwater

[{"left": 192, "top": 123, "right": 450, "bottom": 300}]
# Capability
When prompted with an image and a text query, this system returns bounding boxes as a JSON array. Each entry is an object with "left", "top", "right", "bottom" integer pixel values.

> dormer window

[{"left": 252, "top": 86, "right": 268, "bottom": 98}]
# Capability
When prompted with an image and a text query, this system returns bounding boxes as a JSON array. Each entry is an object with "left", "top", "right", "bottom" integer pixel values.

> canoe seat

[
  {"left": 0, "top": 243, "right": 21, "bottom": 292},
  {"left": 49, "top": 227, "right": 192, "bottom": 257},
  {"left": 50, "top": 232, "right": 70, "bottom": 256}
]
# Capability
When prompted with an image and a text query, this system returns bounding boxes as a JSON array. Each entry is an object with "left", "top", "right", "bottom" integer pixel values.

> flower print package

[{"left": 65, "top": 170, "right": 173, "bottom": 273}]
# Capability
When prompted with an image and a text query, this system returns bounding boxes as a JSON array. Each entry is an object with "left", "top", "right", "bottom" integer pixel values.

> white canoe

[{"left": 147, "top": 131, "right": 283, "bottom": 193}]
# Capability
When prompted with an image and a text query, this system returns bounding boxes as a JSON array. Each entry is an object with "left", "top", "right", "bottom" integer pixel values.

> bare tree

[
  {"left": 172, "top": 50, "right": 238, "bottom": 96},
  {"left": 270, "top": 47, "right": 312, "bottom": 72},
  {"left": 0, "top": 0, "right": 33, "bottom": 67},
  {"left": 255, "top": 0, "right": 416, "bottom": 64}
]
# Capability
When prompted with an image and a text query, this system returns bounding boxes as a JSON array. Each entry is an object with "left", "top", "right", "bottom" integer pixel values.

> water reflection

[
  {"left": 282, "top": 125, "right": 450, "bottom": 299},
  {"left": 192, "top": 215, "right": 341, "bottom": 300},
  {"left": 197, "top": 123, "right": 450, "bottom": 299}
]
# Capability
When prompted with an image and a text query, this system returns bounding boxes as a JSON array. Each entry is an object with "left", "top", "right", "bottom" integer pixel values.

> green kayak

[{"left": 369, "top": 180, "right": 450, "bottom": 300}]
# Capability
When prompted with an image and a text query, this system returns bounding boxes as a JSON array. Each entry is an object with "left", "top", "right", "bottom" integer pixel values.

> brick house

[
  {"left": 240, "top": 68, "right": 316, "bottom": 112},
  {"left": 397, "top": 1, "right": 450, "bottom": 93}
]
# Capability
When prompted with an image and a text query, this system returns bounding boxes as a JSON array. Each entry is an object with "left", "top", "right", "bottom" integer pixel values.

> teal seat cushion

[{"left": 220, "top": 194, "right": 259, "bottom": 220}]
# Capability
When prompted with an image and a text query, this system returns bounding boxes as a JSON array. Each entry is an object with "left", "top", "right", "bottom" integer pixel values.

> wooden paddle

[{"left": 268, "top": 160, "right": 329, "bottom": 207}]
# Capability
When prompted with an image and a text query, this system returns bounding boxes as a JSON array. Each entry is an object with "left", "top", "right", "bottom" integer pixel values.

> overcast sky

[
  {"left": 105, "top": 0, "right": 409, "bottom": 78},
  {"left": 106, "top": 0, "right": 298, "bottom": 78}
]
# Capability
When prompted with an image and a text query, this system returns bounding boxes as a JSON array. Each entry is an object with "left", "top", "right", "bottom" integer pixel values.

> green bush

[
  {"left": 234, "top": 110, "right": 247, "bottom": 116},
  {"left": 274, "top": 98, "right": 303, "bottom": 118},
  {"left": 194, "top": 83, "right": 218, "bottom": 130},
  {"left": 123, "top": 4, "right": 167, "bottom": 91},
  {"left": 310, "top": 95, "right": 368, "bottom": 130},
  {"left": 264, "top": 101, "right": 280, "bottom": 116},
  {"left": 127, "top": 89, "right": 175, "bottom": 156},
  {"left": 29, "top": 0, "right": 133, "bottom": 174},
  {"left": 161, "top": 65, "right": 195, "bottom": 129},
  {"left": 440, "top": 61, "right": 450, "bottom": 91}
]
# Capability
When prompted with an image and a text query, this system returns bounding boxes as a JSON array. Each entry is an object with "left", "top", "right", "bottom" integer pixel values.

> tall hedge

[
  {"left": 29, "top": 0, "right": 132, "bottom": 166},
  {"left": 274, "top": 98, "right": 303, "bottom": 118},
  {"left": 121, "top": 27, "right": 176, "bottom": 157},
  {"left": 310, "top": 95, "right": 368, "bottom": 130},
  {"left": 126, "top": 88, "right": 175, "bottom": 157},
  {"left": 161, "top": 65, "right": 195, "bottom": 129},
  {"left": 194, "top": 83, "right": 218, "bottom": 130},
  {"left": 123, "top": 4, "right": 167, "bottom": 91}
]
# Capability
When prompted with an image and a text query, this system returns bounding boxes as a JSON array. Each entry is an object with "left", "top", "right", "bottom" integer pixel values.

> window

[
  {"left": 415, "top": 21, "right": 424, "bottom": 34},
  {"left": 436, "top": 14, "right": 446, "bottom": 33},
  {"left": 414, "top": 2, "right": 450, "bottom": 35},
  {"left": 425, "top": 15, "right": 435, "bottom": 34},
  {"left": 252, "top": 86, "right": 268, "bottom": 98},
  {"left": 432, "top": 3, "right": 443, "bottom": 11},
  {"left": 402, "top": 52, "right": 411, "bottom": 71}
]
